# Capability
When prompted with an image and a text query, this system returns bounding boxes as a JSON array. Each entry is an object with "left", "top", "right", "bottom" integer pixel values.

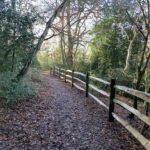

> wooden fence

[{"left": 52, "top": 66, "right": 150, "bottom": 150}]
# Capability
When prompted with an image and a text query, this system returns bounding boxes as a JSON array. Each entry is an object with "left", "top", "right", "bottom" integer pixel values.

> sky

[{"left": 30, "top": 0, "right": 95, "bottom": 53}]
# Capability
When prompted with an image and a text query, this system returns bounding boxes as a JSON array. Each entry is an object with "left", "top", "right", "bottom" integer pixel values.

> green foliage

[
  {"left": 0, "top": 1, "right": 36, "bottom": 73},
  {"left": 37, "top": 51, "right": 50, "bottom": 69},
  {"left": 90, "top": 17, "right": 128, "bottom": 76},
  {"left": 74, "top": 49, "right": 89, "bottom": 72},
  {"left": 88, "top": 16, "right": 142, "bottom": 87},
  {"left": 43, "top": 48, "right": 66, "bottom": 69},
  {"left": 107, "top": 68, "right": 135, "bottom": 87},
  {"left": 28, "top": 67, "right": 43, "bottom": 82},
  {"left": 0, "top": 72, "right": 38, "bottom": 105}
]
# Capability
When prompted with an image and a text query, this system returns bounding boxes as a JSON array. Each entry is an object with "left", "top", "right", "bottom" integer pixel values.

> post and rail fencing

[{"left": 52, "top": 66, "right": 150, "bottom": 150}]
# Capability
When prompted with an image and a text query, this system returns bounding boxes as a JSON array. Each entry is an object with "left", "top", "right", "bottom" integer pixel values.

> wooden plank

[
  {"left": 115, "top": 85, "right": 150, "bottom": 104},
  {"left": 60, "top": 76, "right": 64, "bottom": 79},
  {"left": 74, "top": 77, "right": 86, "bottom": 85},
  {"left": 74, "top": 71, "right": 86, "bottom": 77},
  {"left": 89, "top": 84, "right": 109, "bottom": 97},
  {"left": 66, "top": 69, "right": 72, "bottom": 73},
  {"left": 86, "top": 72, "right": 89, "bottom": 97},
  {"left": 89, "top": 76, "right": 110, "bottom": 85},
  {"left": 145, "top": 142, "right": 150, "bottom": 150},
  {"left": 88, "top": 93, "right": 109, "bottom": 110},
  {"left": 66, "top": 74, "right": 72, "bottom": 79},
  {"left": 109, "top": 79, "right": 116, "bottom": 122},
  {"left": 66, "top": 79, "right": 72, "bottom": 84},
  {"left": 112, "top": 113, "right": 150, "bottom": 150},
  {"left": 71, "top": 70, "right": 74, "bottom": 87},
  {"left": 60, "top": 72, "right": 64, "bottom": 76},
  {"left": 74, "top": 83, "right": 86, "bottom": 92},
  {"left": 114, "top": 99, "right": 150, "bottom": 126}
]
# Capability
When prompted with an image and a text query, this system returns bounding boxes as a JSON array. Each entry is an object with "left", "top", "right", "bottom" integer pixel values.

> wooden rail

[
  {"left": 89, "top": 84, "right": 109, "bottom": 97},
  {"left": 66, "top": 74, "right": 72, "bottom": 79},
  {"left": 90, "top": 76, "right": 110, "bottom": 85},
  {"left": 52, "top": 67, "right": 150, "bottom": 150},
  {"left": 112, "top": 113, "right": 150, "bottom": 149},
  {"left": 115, "top": 85, "right": 150, "bottom": 104},
  {"left": 114, "top": 99, "right": 150, "bottom": 126},
  {"left": 74, "top": 77, "right": 86, "bottom": 85},
  {"left": 88, "top": 92, "right": 109, "bottom": 110},
  {"left": 74, "top": 71, "right": 86, "bottom": 77}
]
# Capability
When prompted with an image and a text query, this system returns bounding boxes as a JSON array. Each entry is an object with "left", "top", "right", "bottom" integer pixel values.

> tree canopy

[{"left": 0, "top": 0, "right": 149, "bottom": 105}]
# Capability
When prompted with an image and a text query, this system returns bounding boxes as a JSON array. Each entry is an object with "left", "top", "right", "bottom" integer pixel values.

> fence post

[
  {"left": 72, "top": 69, "right": 74, "bottom": 87},
  {"left": 50, "top": 67, "right": 52, "bottom": 75},
  {"left": 86, "top": 72, "right": 89, "bottom": 97},
  {"left": 53, "top": 66, "right": 55, "bottom": 76},
  {"left": 141, "top": 87, "right": 150, "bottom": 134},
  {"left": 59, "top": 68, "right": 61, "bottom": 78},
  {"left": 146, "top": 87, "right": 150, "bottom": 115},
  {"left": 49, "top": 67, "right": 51, "bottom": 75},
  {"left": 109, "top": 79, "right": 116, "bottom": 122},
  {"left": 64, "top": 70, "right": 66, "bottom": 82}
]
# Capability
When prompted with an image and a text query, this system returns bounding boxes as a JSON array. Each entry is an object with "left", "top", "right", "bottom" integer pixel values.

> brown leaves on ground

[{"left": 0, "top": 75, "right": 145, "bottom": 150}]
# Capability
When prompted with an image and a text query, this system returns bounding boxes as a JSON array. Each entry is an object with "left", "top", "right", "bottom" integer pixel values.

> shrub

[
  {"left": 28, "top": 67, "right": 42, "bottom": 82},
  {"left": 0, "top": 72, "right": 38, "bottom": 105},
  {"left": 107, "top": 68, "right": 135, "bottom": 87}
]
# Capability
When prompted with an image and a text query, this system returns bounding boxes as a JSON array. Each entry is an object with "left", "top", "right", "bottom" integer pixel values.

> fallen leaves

[{"left": 0, "top": 75, "right": 145, "bottom": 149}]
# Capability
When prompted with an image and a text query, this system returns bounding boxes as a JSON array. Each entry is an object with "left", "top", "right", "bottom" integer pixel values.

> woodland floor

[{"left": 0, "top": 74, "right": 146, "bottom": 150}]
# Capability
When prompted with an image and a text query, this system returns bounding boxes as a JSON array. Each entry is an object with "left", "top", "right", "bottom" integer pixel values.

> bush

[
  {"left": 28, "top": 67, "right": 42, "bottom": 82},
  {"left": 107, "top": 68, "right": 135, "bottom": 87},
  {"left": 0, "top": 72, "right": 38, "bottom": 105}
]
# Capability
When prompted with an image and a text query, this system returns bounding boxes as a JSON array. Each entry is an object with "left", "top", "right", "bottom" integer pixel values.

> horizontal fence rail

[
  {"left": 89, "top": 84, "right": 109, "bottom": 97},
  {"left": 52, "top": 66, "right": 150, "bottom": 150},
  {"left": 74, "top": 77, "right": 86, "bottom": 85},
  {"left": 89, "top": 76, "right": 110, "bottom": 85},
  {"left": 115, "top": 85, "right": 150, "bottom": 104},
  {"left": 66, "top": 69, "right": 72, "bottom": 73},
  {"left": 66, "top": 74, "right": 72, "bottom": 79},
  {"left": 74, "top": 71, "right": 86, "bottom": 77},
  {"left": 112, "top": 112, "right": 150, "bottom": 150}
]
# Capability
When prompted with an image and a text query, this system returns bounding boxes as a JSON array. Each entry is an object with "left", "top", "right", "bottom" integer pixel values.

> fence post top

[
  {"left": 111, "top": 78, "right": 116, "bottom": 80},
  {"left": 111, "top": 78, "right": 116, "bottom": 84}
]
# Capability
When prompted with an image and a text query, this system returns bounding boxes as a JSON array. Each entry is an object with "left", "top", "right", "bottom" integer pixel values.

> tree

[
  {"left": 0, "top": 0, "right": 36, "bottom": 73},
  {"left": 124, "top": 0, "right": 150, "bottom": 108},
  {"left": 46, "top": 0, "right": 105, "bottom": 69},
  {"left": 103, "top": 0, "right": 150, "bottom": 109},
  {"left": 16, "top": 0, "right": 69, "bottom": 80},
  {"left": 90, "top": 17, "right": 128, "bottom": 78}
]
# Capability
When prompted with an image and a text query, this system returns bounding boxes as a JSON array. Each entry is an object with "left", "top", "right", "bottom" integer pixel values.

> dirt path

[{"left": 0, "top": 75, "right": 144, "bottom": 150}]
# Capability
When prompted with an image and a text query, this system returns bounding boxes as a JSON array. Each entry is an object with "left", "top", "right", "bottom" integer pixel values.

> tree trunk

[
  {"left": 133, "top": 35, "right": 150, "bottom": 109},
  {"left": 16, "top": 0, "right": 68, "bottom": 81},
  {"left": 59, "top": 11, "right": 67, "bottom": 66},
  {"left": 11, "top": 0, "right": 16, "bottom": 72},
  {"left": 60, "top": 33, "right": 66, "bottom": 65},
  {"left": 124, "top": 30, "right": 137, "bottom": 72},
  {"left": 66, "top": 0, "right": 74, "bottom": 68},
  {"left": 11, "top": 49, "right": 15, "bottom": 72}
]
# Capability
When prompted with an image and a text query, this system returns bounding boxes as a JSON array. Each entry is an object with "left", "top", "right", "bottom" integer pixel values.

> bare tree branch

[
  {"left": 126, "top": 10, "right": 146, "bottom": 39},
  {"left": 16, "top": 0, "right": 69, "bottom": 80}
]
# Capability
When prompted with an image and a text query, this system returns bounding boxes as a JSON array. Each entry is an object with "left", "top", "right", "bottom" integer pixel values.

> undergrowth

[{"left": 0, "top": 70, "right": 39, "bottom": 105}]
